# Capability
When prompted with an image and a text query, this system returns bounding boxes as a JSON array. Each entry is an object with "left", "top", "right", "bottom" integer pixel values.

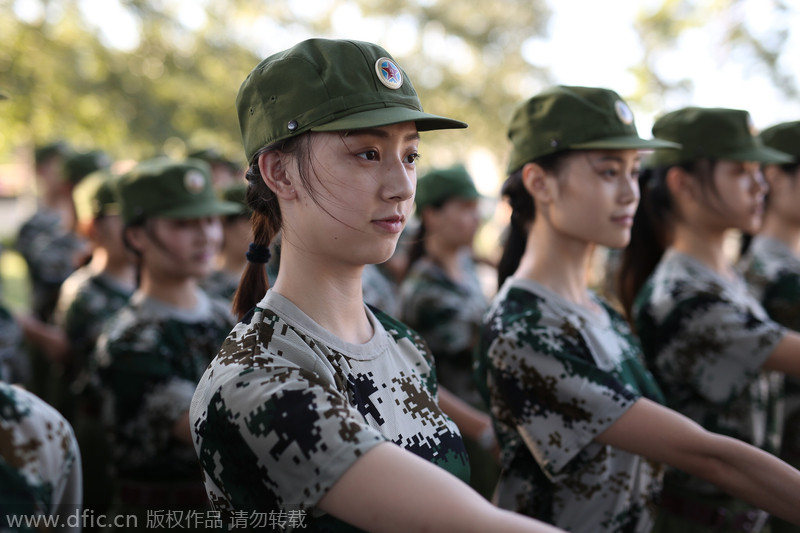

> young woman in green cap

[
  {"left": 398, "top": 164, "right": 499, "bottom": 497},
  {"left": 190, "top": 38, "right": 562, "bottom": 533},
  {"left": 92, "top": 157, "right": 241, "bottom": 524},
  {"left": 479, "top": 86, "right": 800, "bottom": 533},
  {"left": 618, "top": 107, "right": 800, "bottom": 532},
  {"left": 735, "top": 120, "right": 800, "bottom": 533}
]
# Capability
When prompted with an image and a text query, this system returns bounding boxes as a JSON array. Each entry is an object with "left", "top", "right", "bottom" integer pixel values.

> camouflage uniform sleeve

[
  {"left": 0, "top": 383, "right": 82, "bottom": 530},
  {"left": 645, "top": 291, "right": 784, "bottom": 405},
  {"left": 192, "top": 323, "right": 387, "bottom": 514},
  {"left": 762, "top": 272, "right": 800, "bottom": 332},
  {"left": 488, "top": 317, "right": 638, "bottom": 478}
]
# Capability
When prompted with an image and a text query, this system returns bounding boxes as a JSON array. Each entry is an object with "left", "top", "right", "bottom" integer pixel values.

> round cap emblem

[
  {"left": 614, "top": 100, "right": 634, "bottom": 125},
  {"left": 184, "top": 170, "right": 206, "bottom": 194},
  {"left": 375, "top": 57, "right": 403, "bottom": 90}
]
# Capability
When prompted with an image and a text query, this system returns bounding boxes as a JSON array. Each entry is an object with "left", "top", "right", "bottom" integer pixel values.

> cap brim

[
  {"left": 311, "top": 106, "right": 467, "bottom": 133},
  {"left": 570, "top": 135, "right": 681, "bottom": 151},
  {"left": 158, "top": 200, "right": 244, "bottom": 220},
  {"left": 719, "top": 145, "right": 794, "bottom": 164}
]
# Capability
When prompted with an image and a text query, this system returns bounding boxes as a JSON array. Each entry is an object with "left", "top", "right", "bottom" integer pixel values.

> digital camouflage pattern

[
  {"left": 634, "top": 248, "right": 785, "bottom": 493},
  {"left": 739, "top": 235, "right": 800, "bottom": 461},
  {"left": 15, "top": 209, "right": 87, "bottom": 321},
  {"left": 361, "top": 263, "right": 400, "bottom": 318},
  {"left": 54, "top": 267, "right": 134, "bottom": 398},
  {"left": 399, "top": 252, "right": 487, "bottom": 405},
  {"left": 200, "top": 269, "right": 240, "bottom": 304},
  {"left": 0, "top": 303, "right": 26, "bottom": 385},
  {"left": 0, "top": 382, "right": 82, "bottom": 533},
  {"left": 93, "top": 289, "right": 234, "bottom": 482},
  {"left": 190, "top": 290, "right": 469, "bottom": 532},
  {"left": 479, "top": 278, "right": 665, "bottom": 533}
]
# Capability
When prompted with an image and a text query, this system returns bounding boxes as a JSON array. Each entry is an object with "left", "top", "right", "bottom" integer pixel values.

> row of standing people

[
  {"left": 189, "top": 37, "right": 800, "bottom": 533},
  {"left": 3, "top": 36, "right": 800, "bottom": 533}
]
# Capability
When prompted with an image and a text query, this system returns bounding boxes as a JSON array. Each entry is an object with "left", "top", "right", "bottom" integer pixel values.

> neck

[
  {"left": 515, "top": 221, "right": 594, "bottom": 307},
  {"left": 424, "top": 236, "right": 465, "bottom": 281},
  {"left": 138, "top": 270, "right": 199, "bottom": 309},
  {"left": 759, "top": 213, "right": 800, "bottom": 255},
  {"left": 88, "top": 248, "right": 137, "bottom": 288},
  {"left": 271, "top": 241, "right": 372, "bottom": 344},
  {"left": 671, "top": 221, "right": 732, "bottom": 276}
]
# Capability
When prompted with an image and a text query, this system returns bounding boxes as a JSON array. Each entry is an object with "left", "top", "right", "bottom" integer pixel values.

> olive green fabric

[
  {"left": 118, "top": 157, "right": 241, "bottom": 224},
  {"left": 64, "top": 150, "right": 111, "bottom": 184},
  {"left": 648, "top": 106, "right": 793, "bottom": 167},
  {"left": 506, "top": 85, "right": 679, "bottom": 173},
  {"left": 236, "top": 38, "right": 467, "bottom": 161},
  {"left": 415, "top": 164, "right": 480, "bottom": 212},
  {"left": 219, "top": 182, "right": 250, "bottom": 216},
  {"left": 73, "top": 169, "right": 122, "bottom": 222},
  {"left": 760, "top": 120, "right": 800, "bottom": 162}
]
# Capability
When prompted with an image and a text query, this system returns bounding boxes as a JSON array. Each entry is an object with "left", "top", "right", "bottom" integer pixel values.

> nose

[
  {"left": 751, "top": 167, "right": 768, "bottom": 195},
  {"left": 382, "top": 158, "right": 415, "bottom": 203},
  {"left": 198, "top": 217, "right": 223, "bottom": 244},
  {"left": 619, "top": 172, "right": 640, "bottom": 205}
]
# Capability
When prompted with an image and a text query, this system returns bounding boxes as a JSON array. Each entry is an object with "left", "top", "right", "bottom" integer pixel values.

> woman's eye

[
  {"left": 405, "top": 152, "right": 420, "bottom": 165},
  {"left": 357, "top": 150, "right": 379, "bottom": 161}
]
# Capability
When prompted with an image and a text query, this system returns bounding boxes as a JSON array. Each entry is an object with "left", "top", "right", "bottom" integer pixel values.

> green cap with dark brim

[
  {"left": 759, "top": 120, "right": 800, "bottom": 162},
  {"left": 237, "top": 38, "right": 467, "bottom": 162},
  {"left": 415, "top": 164, "right": 482, "bottom": 212},
  {"left": 119, "top": 157, "right": 242, "bottom": 225},
  {"left": 647, "top": 106, "right": 794, "bottom": 167},
  {"left": 506, "top": 85, "right": 680, "bottom": 174},
  {"left": 73, "top": 169, "right": 123, "bottom": 222}
]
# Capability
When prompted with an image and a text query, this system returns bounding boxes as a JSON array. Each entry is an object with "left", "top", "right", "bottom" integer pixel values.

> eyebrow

[{"left": 345, "top": 128, "right": 420, "bottom": 142}]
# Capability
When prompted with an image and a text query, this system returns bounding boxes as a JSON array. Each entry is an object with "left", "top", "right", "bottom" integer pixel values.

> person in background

[
  {"left": 481, "top": 86, "right": 800, "bottom": 533},
  {"left": 0, "top": 380, "right": 83, "bottom": 533},
  {"left": 398, "top": 164, "right": 499, "bottom": 498},
  {"left": 201, "top": 182, "right": 252, "bottom": 303},
  {"left": 92, "top": 158, "right": 240, "bottom": 529},
  {"left": 190, "top": 37, "right": 563, "bottom": 533},
  {"left": 362, "top": 223, "right": 413, "bottom": 318},
  {"left": 618, "top": 106, "right": 800, "bottom": 532},
  {"left": 738, "top": 120, "right": 800, "bottom": 533},
  {"left": 188, "top": 147, "right": 242, "bottom": 189},
  {"left": 15, "top": 147, "right": 110, "bottom": 401},
  {"left": 53, "top": 168, "right": 136, "bottom": 526}
]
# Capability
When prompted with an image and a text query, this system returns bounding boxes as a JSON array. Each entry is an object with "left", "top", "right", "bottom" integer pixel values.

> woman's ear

[
  {"left": 521, "top": 162, "right": 555, "bottom": 204},
  {"left": 665, "top": 166, "right": 697, "bottom": 205},
  {"left": 258, "top": 151, "right": 296, "bottom": 200},
  {"left": 124, "top": 225, "right": 146, "bottom": 255}
]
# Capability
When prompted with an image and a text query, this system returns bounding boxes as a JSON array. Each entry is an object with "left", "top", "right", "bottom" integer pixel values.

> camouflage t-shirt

[
  {"left": 15, "top": 209, "right": 87, "bottom": 321},
  {"left": 55, "top": 267, "right": 134, "bottom": 380},
  {"left": 399, "top": 252, "right": 488, "bottom": 404},
  {"left": 190, "top": 289, "right": 469, "bottom": 532},
  {"left": 480, "top": 278, "right": 664, "bottom": 533},
  {"left": 0, "top": 303, "right": 26, "bottom": 385},
  {"left": 634, "top": 248, "right": 785, "bottom": 492},
  {"left": 93, "top": 289, "right": 234, "bottom": 482},
  {"left": 200, "top": 269, "right": 240, "bottom": 304},
  {"left": 739, "top": 235, "right": 800, "bottom": 458},
  {"left": 0, "top": 382, "right": 82, "bottom": 532}
]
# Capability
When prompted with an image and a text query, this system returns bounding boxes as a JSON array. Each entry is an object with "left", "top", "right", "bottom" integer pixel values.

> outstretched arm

[
  {"left": 763, "top": 330, "right": 800, "bottom": 378},
  {"left": 596, "top": 397, "right": 800, "bottom": 525},
  {"left": 318, "top": 442, "right": 562, "bottom": 533}
]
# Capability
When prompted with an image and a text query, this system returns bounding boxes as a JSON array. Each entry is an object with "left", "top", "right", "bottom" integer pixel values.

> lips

[{"left": 372, "top": 214, "right": 405, "bottom": 233}]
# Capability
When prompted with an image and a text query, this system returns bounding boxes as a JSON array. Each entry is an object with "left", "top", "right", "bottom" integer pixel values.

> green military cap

[
  {"left": 759, "top": 120, "right": 800, "bottom": 162},
  {"left": 189, "top": 147, "right": 239, "bottom": 168},
  {"left": 648, "top": 107, "right": 793, "bottom": 167},
  {"left": 219, "top": 182, "right": 251, "bottom": 216},
  {"left": 237, "top": 38, "right": 467, "bottom": 162},
  {"left": 415, "top": 164, "right": 481, "bottom": 212},
  {"left": 118, "top": 157, "right": 242, "bottom": 225},
  {"left": 34, "top": 141, "right": 71, "bottom": 165},
  {"left": 64, "top": 150, "right": 112, "bottom": 184},
  {"left": 506, "top": 85, "right": 679, "bottom": 174},
  {"left": 73, "top": 169, "right": 122, "bottom": 222}
]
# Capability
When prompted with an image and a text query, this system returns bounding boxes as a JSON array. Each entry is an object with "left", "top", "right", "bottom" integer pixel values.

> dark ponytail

[
  {"left": 231, "top": 146, "right": 282, "bottom": 320},
  {"left": 496, "top": 152, "right": 567, "bottom": 289}
]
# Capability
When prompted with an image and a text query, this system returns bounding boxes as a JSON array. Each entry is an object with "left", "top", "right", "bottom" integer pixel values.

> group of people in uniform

[{"left": 3, "top": 36, "right": 800, "bottom": 533}]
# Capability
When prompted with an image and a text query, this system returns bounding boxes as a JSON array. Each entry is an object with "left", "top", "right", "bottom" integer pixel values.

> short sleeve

[
  {"left": 192, "top": 326, "right": 387, "bottom": 513},
  {"left": 644, "top": 291, "right": 784, "bottom": 405},
  {"left": 488, "top": 319, "right": 638, "bottom": 477}
]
